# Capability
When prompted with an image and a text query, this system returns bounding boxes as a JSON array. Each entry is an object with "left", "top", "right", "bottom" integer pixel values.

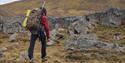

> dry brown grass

[
  {"left": 1, "top": 0, "right": 125, "bottom": 16},
  {"left": 93, "top": 24, "right": 125, "bottom": 46},
  {"left": 1, "top": 0, "right": 125, "bottom": 62},
  {"left": 0, "top": 30, "right": 125, "bottom": 63}
]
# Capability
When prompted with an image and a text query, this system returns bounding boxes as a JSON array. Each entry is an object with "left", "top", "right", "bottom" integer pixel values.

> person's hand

[
  {"left": 46, "top": 36, "right": 50, "bottom": 42},
  {"left": 46, "top": 35, "right": 50, "bottom": 42},
  {"left": 46, "top": 39, "right": 49, "bottom": 42}
]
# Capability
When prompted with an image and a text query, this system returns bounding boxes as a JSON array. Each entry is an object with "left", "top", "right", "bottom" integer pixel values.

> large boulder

[
  {"left": 100, "top": 8, "right": 122, "bottom": 27},
  {"left": 0, "top": 16, "right": 24, "bottom": 33},
  {"left": 9, "top": 33, "right": 18, "bottom": 42},
  {"left": 64, "top": 34, "right": 115, "bottom": 51},
  {"left": 48, "top": 16, "right": 83, "bottom": 29}
]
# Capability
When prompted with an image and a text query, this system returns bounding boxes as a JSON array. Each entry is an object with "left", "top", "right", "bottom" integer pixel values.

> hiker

[{"left": 27, "top": 7, "right": 49, "bottom": 62}]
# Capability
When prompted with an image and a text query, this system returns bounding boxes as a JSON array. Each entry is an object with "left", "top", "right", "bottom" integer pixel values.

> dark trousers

[{"left": 28, "top": 31, "right": 46, "bottom": 59}]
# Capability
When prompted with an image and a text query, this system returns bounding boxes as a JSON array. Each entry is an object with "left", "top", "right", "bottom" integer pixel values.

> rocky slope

[
  {"left": 0, "top": 8, "right": 125, "bottom": 63},
  {"left": 1, "top": 0, "right": 125, "bottom": 62},
  {"left": 0, "top": 8, "right": 125, "bottom": 33}
]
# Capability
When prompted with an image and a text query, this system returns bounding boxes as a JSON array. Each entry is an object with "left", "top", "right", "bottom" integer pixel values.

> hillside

[
  {"left": 1, "top": 0, "right": 125, "bottom": 63},
  {"left": 2, "top": 0, "right": 125, "bottom": 16},
  {"left": 0, "top": 7, "right": 15, "bottom": 17}
]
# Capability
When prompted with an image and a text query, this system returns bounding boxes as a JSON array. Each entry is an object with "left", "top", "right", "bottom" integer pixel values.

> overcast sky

[{"left": 0, "top": 0, "right": 19, "bottom": 5}]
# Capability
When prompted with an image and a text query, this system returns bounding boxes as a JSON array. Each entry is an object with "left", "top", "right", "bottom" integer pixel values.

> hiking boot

[
  {"left": 41, "top": 56, "right": 48, "bottom": 62},
  {"left": 29, "top": 59, "right": 34, "bottom": 63}
]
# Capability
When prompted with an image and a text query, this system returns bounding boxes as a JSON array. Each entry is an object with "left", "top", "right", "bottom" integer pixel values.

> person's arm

[{"left": 41, "top": 16, "right": 50, "bottom": 39}]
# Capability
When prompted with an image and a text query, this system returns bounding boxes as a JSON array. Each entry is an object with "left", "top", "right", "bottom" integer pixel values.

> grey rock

[
  {"left": 86, "top": 8, "right": 125, "bottom": 27},
  {"left": 0, "top": 52, "right": 4, "bottom": 59},
  {"left": 64, "top": 33, "right": 120, "bottom": 51},
  {"left": 64, "top": 34, "right": 98, "bottom": 50},
  {"left": 9, "top": 33, "right": 18, "bottom": 42},
  {"left": 1, "top": 16, "right": 24, "bottom": 34},
  {"left": 50, "top": 29, "right": 57, "bottom": 40},
  {"left": 94, "top": 41, "right": 114, "bottom": 49},
  {"left": 19, "top": 51, "right": 29, "bottom": 61},
  {"left": 47, "top": 40, "right": 55, "bottom": 46},
  {"left": 0, "top": 47, "right": 7, "bottom": 52}
]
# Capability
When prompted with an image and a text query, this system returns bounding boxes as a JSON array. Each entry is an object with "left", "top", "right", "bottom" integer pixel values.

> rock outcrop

[
  {"left": 1, "top": 8, "right": 125, "bottom": 34},
  {"left": 85, "top": 8, "right": 125, "bottom": 27},
  {"left": 64, "top": 17, "right": 117, "bottom": 51},
  {"left": 0, "top": 8, "right": 125, "bottom": 51},
  {"left": 0, "top": 8, "right": 125, "bottom": 62},
  {"left": 0, "top": 16, "right": 25, "bottom": 34}
]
